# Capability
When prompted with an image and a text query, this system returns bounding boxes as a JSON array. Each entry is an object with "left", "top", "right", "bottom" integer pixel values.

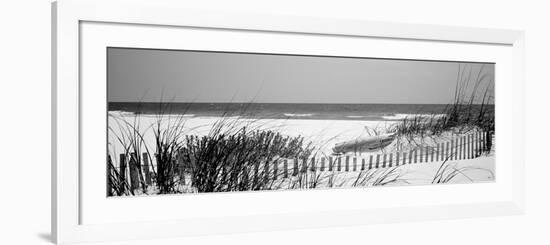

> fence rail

[{"left": 108, "top": 130, "right": 491, "bottom": 193}]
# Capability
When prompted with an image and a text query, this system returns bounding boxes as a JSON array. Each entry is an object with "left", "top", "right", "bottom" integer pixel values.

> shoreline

[{"left": 107, "top": 110, "right": 448, "bottom": 122}]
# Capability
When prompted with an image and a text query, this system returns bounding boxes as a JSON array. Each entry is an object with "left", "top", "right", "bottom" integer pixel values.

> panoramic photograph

[{"left": 106, "top": 47, "right": 495, "bottom": 197}]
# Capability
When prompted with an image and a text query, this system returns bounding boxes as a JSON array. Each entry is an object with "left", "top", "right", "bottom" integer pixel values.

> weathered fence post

[
  {"left": 481, "top": 130, "right": 485, "bottom": 152},
  {"left": 465, "top": 135, "right": 469, "bottom": 159},
  {"left": 409, "top": 150, "right": 413, "bottom": 164},
  {"left": 107, "top": 155, "right": 113, "bottom": 196},
  {"left": 450, "top": 138, "right": 455, "bottom": 160},
  {"left": 283, "top": 159, "right": 288, "bottom": 178},
  {"left": 445, "top": 142, "right": 450, "bottom": 160},
  {"left": 459, "top": 137, "right": 463, "bottom": 160},
  {"left": 310, "top": 157, "right": 316, "bottom": 172},
  {"left": 454, "top": 138, "right": 459, "bottom": 160},
  {"left": 328, "top": 156, "right": 333, "bottom": 171},
  {"left": 129, "top": 153, "right": 140, "bottom": 192},
  {"left": 483, "top": 130, "right": 487, "bottom": 152},
  {"left": 337, "top": 157, "right": 342, "bottom": 171},
  {"left": 457, "top": 137, "right": 461, "bottom": 160},
  {"left": 477, "top": 132, "right": 481, "bottom": 154},
  {"left": 388, "top": 153, "right": 393, "bottom": 167},
  {"left": 425, "top": 146, "right": 429, "bottom": 162},
  {"left": 489, "top": 130, "right": 493, "bottom": 152},
  {"left": 474, "top": 131, "right": 478, "bottom": 157},
  {"left": 465, "top": 135, "right": 470, "bottom": 159},
  {"left": 481, "top": 131, "right": 487, "bottom": 152},
  {"left": 273, "top": 159, "right": 278, "bottom": 180},
  {"left": 403, "top": 152, "right": 407, "bottom": 165},
  {"left": 369, "top": 155, "right": 373, "bottom": 169},
  {"left": 293, "top": 158, "right": 299, "bottom": 176},
  {"left": 453, "top": 138, "right": 460, "bottom": 160},
  {"left": 345, "top": 156, "right": 350, "bottom": 171},
  {"left": 474, "top": 133, "right": 478, "bottom": 157},
  {"left": 463, "top": 136, "right": 467, "bottom": 159},
  {"left": 424, "top": 146, "right": 430, "bottom": 162},
  {"left": 479, "top": 131, "right": 482, "bottom": 155},
  {"left": 473, "top": 133, "right": 477, "bottom": 158},
  {"left": 435, "top": 143, "right": 441, "bottom": 162},
  {"left": 396, "top": 152, "right": 400, "bottom": 166},
  {"left": 353, "top": 157, "right": 357, "bottom": 171},
  {"left": 301, "top": 157, "right": 308, "bottom": 173},
  {"left": 142, "top": 153, "right": 152, "bottom": 186},
  {"left": 484, "top": 130, "right": 488, "bottom": 152},
  {"left": 119, "top": 154, "right": 127, "bottom": 193},
  {"left": 382, "top": 154, "right": 387, "bottom": 168},
  {"left": 320, "top": 157, "right": 325, "bottom": 171},
  {"left": 361, "top": 158, "right": 366, "bottom": 171},
  {"left": 465, "top": 136, "right": 469, "bottom": 159},
  {"left": 136, "top": 153, "right": 147, "bottom": 190},
  {"left": 477, "top": 131, "right": 481, "bottom": 157},
  {"left": 419, "top": 147, "right": 423, "bottom": 163},
  {"left": 486, "top": 130, "right": 492, "bottom": 153},
  {"left": 473, "top": 132, "right": 477, "bottom": 157},
  {"left": 442, "top": 142, "right": 446, "bottom": 161},
  {"left": 456, "top": 136, "right": 462, "bottom": 160},
  {"left": 375, "top": 154, "right": 380, "bottom": 168},
  {"left": 468, "top": 134, "right": 473, "bottom": 159}
]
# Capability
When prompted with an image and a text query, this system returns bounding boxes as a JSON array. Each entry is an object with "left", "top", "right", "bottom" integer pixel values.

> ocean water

[{"left": 108, "top": 102, "right": 492, "bottom": 121}]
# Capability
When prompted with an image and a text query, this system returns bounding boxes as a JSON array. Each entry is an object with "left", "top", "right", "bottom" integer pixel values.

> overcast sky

[{"left": 107, "top": 48, "right": 494, "bottom": 104}]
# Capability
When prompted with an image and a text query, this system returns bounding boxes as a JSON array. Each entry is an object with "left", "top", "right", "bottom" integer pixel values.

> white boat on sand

[{"left": 332, "top": 133, "right": 396, "bottom": 155}]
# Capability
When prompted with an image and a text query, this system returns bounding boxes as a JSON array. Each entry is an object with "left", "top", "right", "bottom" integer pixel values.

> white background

[{"left": 0, "top": 0, "right": 547, "bottom": 244}]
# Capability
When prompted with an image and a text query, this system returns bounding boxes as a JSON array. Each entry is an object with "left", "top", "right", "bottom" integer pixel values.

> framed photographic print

[
  {"left": 107, "top": 48, "right": 496, "bottom": 195},
  {"left": 52, "top": 0, "right": 525, "bottom": 244}
]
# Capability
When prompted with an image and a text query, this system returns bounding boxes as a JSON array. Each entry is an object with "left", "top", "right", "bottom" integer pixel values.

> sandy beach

[
  {"left": 108, "top": 111, "right": 402, "bottom": 156},
  {"left": 108, "top": 111, "right": 495, "bottom": 192}
]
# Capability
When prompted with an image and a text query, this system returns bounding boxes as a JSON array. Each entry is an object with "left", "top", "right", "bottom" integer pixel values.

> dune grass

[
  {"left": 108, "top": 107, "right": 154, "bottom": 195},
  {"left": 107, "top": 102, "right": 319, "bottom": 195},
  {"left": 390, "top": 64, "right": 494, "bottom": 151},
  {"left": 351, "top": 167, "right": 409, "bottom": 187},
  {"left": 432, "top": 158, "right": 495, "bottom": 184},
  {"left": 180, "top": 125, "right": 314, "bottom": 193}
]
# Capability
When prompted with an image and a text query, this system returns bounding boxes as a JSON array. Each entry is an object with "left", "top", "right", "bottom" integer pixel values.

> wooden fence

[{"left": 108, "top": 130, "right": 491, "bottom": 193}]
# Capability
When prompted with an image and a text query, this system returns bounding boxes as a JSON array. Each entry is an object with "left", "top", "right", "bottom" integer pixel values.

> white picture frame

[{"left": 52, "top": 0, "right": 525, "bottom": 244}]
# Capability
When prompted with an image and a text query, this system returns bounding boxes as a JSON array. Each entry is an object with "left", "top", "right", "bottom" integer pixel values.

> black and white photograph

[{"left": 106, "top": 47, "right": 495, "bottom": 197}]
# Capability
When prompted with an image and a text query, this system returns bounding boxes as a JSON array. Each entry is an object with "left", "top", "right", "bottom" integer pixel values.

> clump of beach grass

[
  {"left": 107, "top": 155, "right": 129, "bottom": 196},
  {"left": 432, "top": 159, "right": 494, "bottom": 184},
  {"left": 108, "top": 108, "right": 155, "bottom": 196},
  {"left": 108, "top": 100, "right": 197, "bottom": 195},
  {"left": 180, "top": 120, "right": 314, "bottom": 192},
  {"left": 107, "top": 100, "right": 320, "bottom": 195},
  {"left": 351, "top": 166, "right": 409, "bottom": 187},
  {"left": 390, "top": 64, "right": 494, "bottom": 151}
]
